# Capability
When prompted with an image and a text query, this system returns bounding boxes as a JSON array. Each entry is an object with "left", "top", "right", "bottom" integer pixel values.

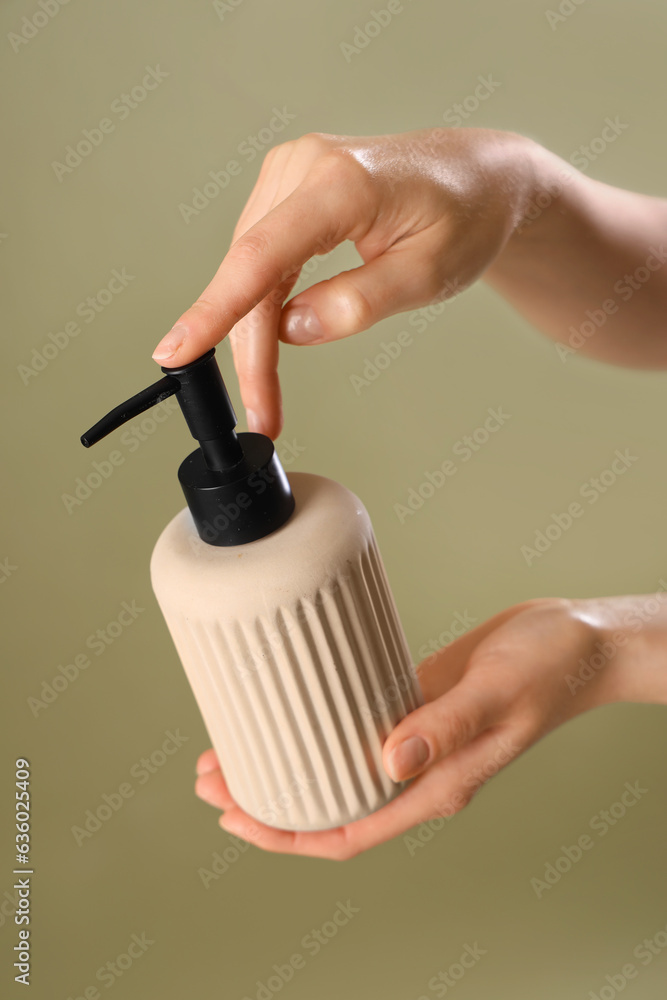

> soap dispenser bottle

[{"left": 81, "top": 349, "right": 423, "bottom": 831}]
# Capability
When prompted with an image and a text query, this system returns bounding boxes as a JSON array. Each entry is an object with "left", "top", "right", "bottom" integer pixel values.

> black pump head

[{"left": 81, "top": 349, "right": 295, "bottom": 546}]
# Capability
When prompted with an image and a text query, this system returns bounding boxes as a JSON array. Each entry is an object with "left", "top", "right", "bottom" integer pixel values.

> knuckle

[
  {"left": 295, "top": 131, "right": 338, "bottom": 156},
  {"left": 297, "top": 145, "right": 378, "bottom": 246},
  {"left": 231, "top": 228, "right": 272, "bottom": 266},
  {"left": 469, "top": 641, "right": 513, "bottom": 672},
  {"left": 448, "top": 792, "right": 474, "bottom": 818},
  {"left": 440, "top": 705, "right": 477, "bottom": 754},
  {"left": 233, "top": 355, "right": 270, "bottom": 387},
  {"left": 432, "top": 786, "right": 473, "bottom": 821},
  {"left": 189, "top": 296, "right": 220, "bottom": 325},
  {"left": 334, "top": 845, "right": 358, "bottom": 862},
  {"left": 457, "top": 786, "right": 479, "bottom": 811},
  {"left": 228, "top": 318, "right": 254, "bottom": 351},
  {"left": 237, "top": 363, "right": 266, "bottom": 387},
  {"left": 258, "top": 138, "right": 296, "bottom": 175},
  {"left": 332, "top": 830, "right": 360, "bottom": 861},
  {"left": 315, "top": 147, "right": 370, "bottom": 187},
  {"left": 332, "top": 274, "right": 375, "bottom": 331},
  {"left": 262, "top": 141, "right": 283, "bottom": 164}
]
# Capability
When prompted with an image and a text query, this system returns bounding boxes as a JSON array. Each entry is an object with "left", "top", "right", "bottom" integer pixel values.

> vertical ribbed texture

[{"left": 167, "top": 535, "right": 423, "bottom": 831}]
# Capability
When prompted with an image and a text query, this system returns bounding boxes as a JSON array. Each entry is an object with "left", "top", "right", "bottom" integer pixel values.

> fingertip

[
  {"left": 196, "top": 749, "right": 220, "bottom": 776},
  {"left": 194, "top": 775, "right": 221, "bottom": 808},
  {"left": 243, "top": 399, "right": 283, "bottom": 440},
  {"left": 152, "top": 323, "right": 189, "bottom": 364},
  {"left": 245, "top": 409, "right": 261, "bottom": 433},
  {"left": 218, "top": 811, "right": 246, "bottom": 837}
]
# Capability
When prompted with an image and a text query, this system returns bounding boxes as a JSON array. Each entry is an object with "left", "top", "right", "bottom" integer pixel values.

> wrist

[
  {"left": 480, "top": 131, "right": 546, "bottom": 247},
  {"left": 491, "top": 137, "right": 592, "bottom": 255},
  {"left": 571, "top": 595, "right": 667, "bottom": 707}
]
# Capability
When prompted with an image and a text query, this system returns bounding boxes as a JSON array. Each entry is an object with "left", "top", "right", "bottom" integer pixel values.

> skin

[
  {"left": 194, "top": 596, "right": 667, "bottom": 859},
  {"left": 150, "top": 127, "right": 667, "bottom": 858}
]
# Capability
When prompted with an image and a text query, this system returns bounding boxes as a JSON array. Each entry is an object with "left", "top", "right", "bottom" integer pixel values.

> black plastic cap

[
  {"left": 80, "top": 348, "right": 296, "bottom": 547},
  {"left": 179, "top": 432, "right": 295, "bottom": 546}
]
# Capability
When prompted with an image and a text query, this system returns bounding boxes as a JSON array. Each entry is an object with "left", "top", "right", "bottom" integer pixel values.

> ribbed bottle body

[{"left": 150, "top": 472, "right": 423, "bottom": 831}]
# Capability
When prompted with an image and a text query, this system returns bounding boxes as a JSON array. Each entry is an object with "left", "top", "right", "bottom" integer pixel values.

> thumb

[
  {"left": 382, "top": 680, "right": 498, "bottom": 783},
  {"left": 279, "top": 238, "right": 446, "bottom": 345}
]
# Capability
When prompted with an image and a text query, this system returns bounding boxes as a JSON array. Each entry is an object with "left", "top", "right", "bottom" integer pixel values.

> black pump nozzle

[
  {"left": 80, "top": 349, "right": 294, "bottom": 546},
  {"left": 81, "top": 350, "right": 244, "bottom": 473},
  {"left": 81, "top": 373, "right": 178, "bottom": 444}
]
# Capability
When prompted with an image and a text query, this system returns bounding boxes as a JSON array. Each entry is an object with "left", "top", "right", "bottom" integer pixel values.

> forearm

[
  {"left": 485, "top": 139, "right": 667, "bottom": 368},
  {"left": 571, "top": 593, "right": 667, "bottom": 706}
]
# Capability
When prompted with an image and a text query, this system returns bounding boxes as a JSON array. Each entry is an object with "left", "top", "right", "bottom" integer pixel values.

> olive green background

[{"left": 2, "top": 0, "right": 667, "bottom": 997}]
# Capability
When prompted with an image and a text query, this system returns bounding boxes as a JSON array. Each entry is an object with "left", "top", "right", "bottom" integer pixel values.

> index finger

[{"left": 151, "top": 160, "right": 364, "bottom": 366}]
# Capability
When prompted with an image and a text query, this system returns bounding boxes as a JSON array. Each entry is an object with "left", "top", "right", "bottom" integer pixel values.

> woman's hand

[
  {"left": 152, "top": 128, "right": 537, "bottom": 437},
  {"left": 193, "top": 593, "right": 667, "bottom": 859}
]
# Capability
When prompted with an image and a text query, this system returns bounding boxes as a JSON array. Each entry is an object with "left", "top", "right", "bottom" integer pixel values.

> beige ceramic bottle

[{"left": 81, "top": 349, "right": 423, "bottom": 831}]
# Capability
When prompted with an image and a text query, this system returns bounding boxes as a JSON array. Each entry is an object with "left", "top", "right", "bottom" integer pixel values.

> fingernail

[
  {"left": 152, "top": 323, "right": 187, "bottom": 362},
  {"left": 283, "top": 304, "right": 323, "bottom": 344},
  {"left": 387, "top": 736, "right": 430, "bottom": 781},
  {"left": 246, "top": 409, "right": 260, "bottom": 433}
]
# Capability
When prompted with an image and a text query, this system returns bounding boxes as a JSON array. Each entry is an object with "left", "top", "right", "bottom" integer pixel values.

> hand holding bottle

[
  {"left": 162, "top": 126, "right": 667, "bottom": 855},
  {"left": 194, "top": 594, "right": 667, "bottom": 858}
]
